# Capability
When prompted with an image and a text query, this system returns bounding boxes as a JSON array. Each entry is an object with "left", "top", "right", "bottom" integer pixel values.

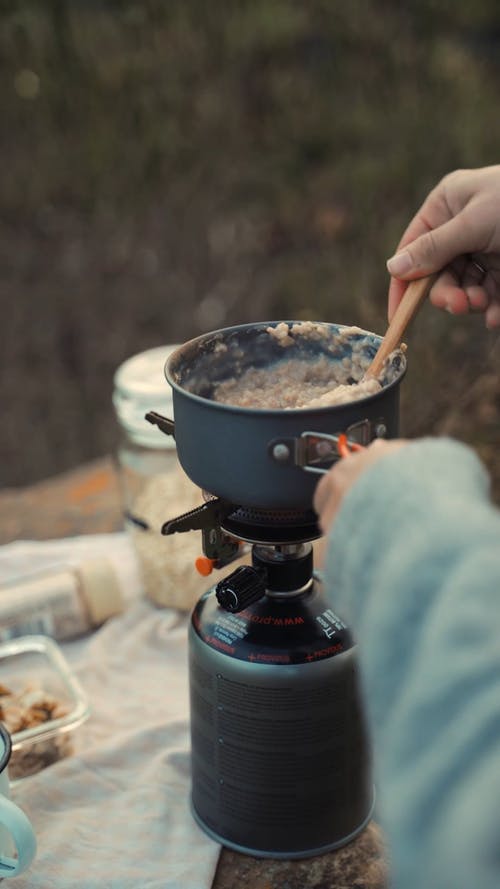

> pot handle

[
  {"left": 268, "top": 419, "right": 384, "bottom": 475},
  {"left": 145, "top": 411, "right": 175, "bottom": 439}
]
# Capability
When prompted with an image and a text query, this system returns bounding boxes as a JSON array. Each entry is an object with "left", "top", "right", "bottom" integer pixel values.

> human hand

[
  {"left": 313, "top": 439, "right": 407, "bottom": 539},
  {"left": 387, "top": 166, "right": 500, "bottom": 328}
]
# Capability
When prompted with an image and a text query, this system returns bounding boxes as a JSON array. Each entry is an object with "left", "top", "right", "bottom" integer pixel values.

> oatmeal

[
  {"left": 213, "top": 355, "right": 382, "bottom": 409},
  {"left": 267, "top": 320, "right": 365, "bottom": 347},
  {"left": 173, "top": 321, "right": 406, "bottom": 410},
  {"left": 211, "top": 323, "right": 395, "bottom": 409}
]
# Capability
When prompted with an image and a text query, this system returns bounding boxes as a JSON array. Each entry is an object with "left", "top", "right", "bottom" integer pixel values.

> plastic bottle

[{"left": 0, "top": 557, "right": 124, "bottom": 642}]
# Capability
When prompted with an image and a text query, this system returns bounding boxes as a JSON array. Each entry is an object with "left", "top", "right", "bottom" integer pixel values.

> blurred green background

[{"left": 2, "top": 0, "right": 500, "bottom": 493}]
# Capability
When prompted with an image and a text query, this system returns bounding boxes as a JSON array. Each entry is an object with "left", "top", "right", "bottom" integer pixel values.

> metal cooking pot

[{"left": 164, "top": 321, "right": 406, "bottom": 509}]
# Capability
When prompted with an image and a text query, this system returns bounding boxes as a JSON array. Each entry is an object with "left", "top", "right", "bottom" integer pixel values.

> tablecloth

[{"left": 1, "top": 537, "right": 221, "bottom": 889}]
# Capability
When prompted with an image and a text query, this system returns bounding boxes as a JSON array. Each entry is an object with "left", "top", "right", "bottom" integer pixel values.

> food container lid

[
  {"left": 0, "top": 635, "right": 90, "bottom": 752},
  {"left": 113, "top": 345, "right": 179, "bottom": 448}
]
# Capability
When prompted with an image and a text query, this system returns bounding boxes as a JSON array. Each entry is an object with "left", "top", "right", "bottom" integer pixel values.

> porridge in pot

[{"left": 211, "top": 322, "right": 405, "bottom": 410}]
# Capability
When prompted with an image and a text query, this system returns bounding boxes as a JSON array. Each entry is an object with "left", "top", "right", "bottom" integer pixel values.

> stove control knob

[{"left": 216, "top": 566, "right": 266, "bottom": 613}]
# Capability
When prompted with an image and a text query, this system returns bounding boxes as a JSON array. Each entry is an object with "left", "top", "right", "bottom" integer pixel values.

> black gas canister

[{"left": 188, "top": 571, "right": 373, "bottom": 859}]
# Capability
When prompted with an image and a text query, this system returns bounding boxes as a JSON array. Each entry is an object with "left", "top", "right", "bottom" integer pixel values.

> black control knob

[{"left": 216, "top": 566, "right": 266, "bottom": 613}]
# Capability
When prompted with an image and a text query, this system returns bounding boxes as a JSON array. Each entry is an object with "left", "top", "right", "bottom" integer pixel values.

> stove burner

[
  {"left": 162, "top": 496, "right": 319, "bottom": 546},
  {"left": 162, "top": 495, "right": 320, "bottom": 589},
  {"left": 221, "top": 505, "right": 319, "bottom": 544}
]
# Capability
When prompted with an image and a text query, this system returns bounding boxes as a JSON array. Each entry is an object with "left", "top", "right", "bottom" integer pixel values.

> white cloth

[
  {"left": 0, "top": 533, "right": 144, "bottom": 606},
  {"left": 1, "top": 538, "right": 221, "bottom": 888}
]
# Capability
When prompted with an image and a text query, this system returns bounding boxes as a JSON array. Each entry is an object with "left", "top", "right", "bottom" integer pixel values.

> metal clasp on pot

[{"left": 269, "top": 419, "right": 378, "bottom": 475}]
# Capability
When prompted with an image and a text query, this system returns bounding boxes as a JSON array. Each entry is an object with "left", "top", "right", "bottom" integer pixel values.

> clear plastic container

[
  {"left": 0, "top": 557, "right": 124, "bottom": 643},
  {"left": 0, "top": 635, "right": 90, "bottom": 781},
  {"left": 112, "top": 345, "right": 247, "bottom": 611}
]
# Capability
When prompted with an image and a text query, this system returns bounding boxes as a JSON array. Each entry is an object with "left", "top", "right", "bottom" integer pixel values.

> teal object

[
  {"left": 0, "top": 724, "right": 37, "bottom": 877},
  {"left": 324, "top": 437, "right": 500, "bottom": 889}
]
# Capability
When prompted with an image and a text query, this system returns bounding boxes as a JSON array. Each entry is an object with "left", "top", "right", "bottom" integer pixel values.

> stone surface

[
  {"left": 212, "top": 822, "right": 387, "bottom": 889},
  {"left": 0, "top": 458, "right": 388, "bottom": 889},
  {"left": 0, "top": 457, "right": 123, "bottom": 543}
]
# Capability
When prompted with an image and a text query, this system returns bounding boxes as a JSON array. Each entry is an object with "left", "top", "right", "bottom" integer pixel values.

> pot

[{"left": 164, "top": 321, "right": 406, "bottom": 509}]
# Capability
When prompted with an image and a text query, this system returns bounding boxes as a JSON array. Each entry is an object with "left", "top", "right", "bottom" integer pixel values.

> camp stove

[{"left": 147, "top": 320, "right": 407, "bottom": 858}]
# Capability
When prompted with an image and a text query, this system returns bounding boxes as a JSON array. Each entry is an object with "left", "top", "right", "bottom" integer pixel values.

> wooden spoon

[{"left": 364, "top": 273, "right": 438, "bottom": 379}]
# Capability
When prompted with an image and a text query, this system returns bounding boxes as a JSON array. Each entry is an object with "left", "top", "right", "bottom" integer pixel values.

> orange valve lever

[
  {"left": 195, "top": 557, "right": 216, "bottom": 577},
  {"left": 337, "top": 434, "right": 365, "bottom": 459}
]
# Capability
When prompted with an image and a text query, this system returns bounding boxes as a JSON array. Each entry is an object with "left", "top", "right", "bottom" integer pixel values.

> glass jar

[{"left": 113, "top": 345, "right": 244, "bottom": 611}]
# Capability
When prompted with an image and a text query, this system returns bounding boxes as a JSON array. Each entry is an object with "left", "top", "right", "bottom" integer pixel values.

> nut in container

[{"left": 0, "top": 636, "right": 89, "bottom": 781}]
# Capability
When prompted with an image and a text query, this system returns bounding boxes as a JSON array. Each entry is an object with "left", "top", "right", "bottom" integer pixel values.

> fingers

[
  {"left": 313, "top": 451, "right": 365, "bottom": 535},
  {"left": 386, "top": 211, "right": 475, "bottom": 281},
  {"left": 313, "top": 440, "right": 407, "bottom": 537},
  {"left": 485, "top": 301, "right": 500, "bottom": 328},
  {"left": 313, "top": 471, "right": 340, "bottom": 536},
  {"left": 386, "top": 166, "right": 500, "bottom": 322},
  {"left": 428, "top": 268, "right": 471, "bottom": 314},
  {"left": 462, "top": 261, "right": 490, "bottom": 313},
  {"left": 426, "top": 259, "right": 491, "bottom": 315},
  {"left": 387, "top": 211, "right": 473, "bottom": 321},
  {"left": 389, "top": 266, "right": 471, "bottom": 321},
  {"left": 465, "top": 286, "right": 489, "bottom": 312},
  {"left": 313, "top": 470, "right": 333, "bottom": 518},
  {"left": 386, "top": 185, "right": 452, "bottom": 320},
  {"left": 390, "top": 252, "right": 495, "bottom": 321}
]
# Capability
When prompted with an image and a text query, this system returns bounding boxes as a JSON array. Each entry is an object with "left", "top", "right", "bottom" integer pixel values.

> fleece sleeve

[{"left": 323, "top": 437, "right": 500, "bottom": 889}]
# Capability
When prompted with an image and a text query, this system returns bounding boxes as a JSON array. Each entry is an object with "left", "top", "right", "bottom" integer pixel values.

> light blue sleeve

[{"left": 323, "top": 437, "right": 500, "bottom": 889}]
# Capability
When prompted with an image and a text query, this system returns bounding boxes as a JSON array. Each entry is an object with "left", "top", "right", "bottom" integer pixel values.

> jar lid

[
  {"left": 77, "top": 557, "right": 124, "bottom": 627},
  {"left": 113, "top": 345, "right": 179, "bottom": 448}
]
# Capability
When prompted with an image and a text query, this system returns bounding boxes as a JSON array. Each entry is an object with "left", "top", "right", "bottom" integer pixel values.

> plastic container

[
  {"left": 0, "top": 557, "right": 124, "bottom": 643},
  {"left": 113, "top": 345, "right": 245, "bottom": 611},
  {"left": 0, "top": 636, "right": 90, "bottom": 781}
]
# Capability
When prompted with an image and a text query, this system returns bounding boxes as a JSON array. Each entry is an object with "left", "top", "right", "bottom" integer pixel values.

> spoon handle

[{"left": 365, "top": 273, "right": 438, "bottom": 379}]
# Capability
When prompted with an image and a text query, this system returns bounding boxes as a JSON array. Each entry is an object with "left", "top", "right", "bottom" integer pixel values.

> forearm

[{"left": 324, "top": 438, "right": 500, "bottom": 889}]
